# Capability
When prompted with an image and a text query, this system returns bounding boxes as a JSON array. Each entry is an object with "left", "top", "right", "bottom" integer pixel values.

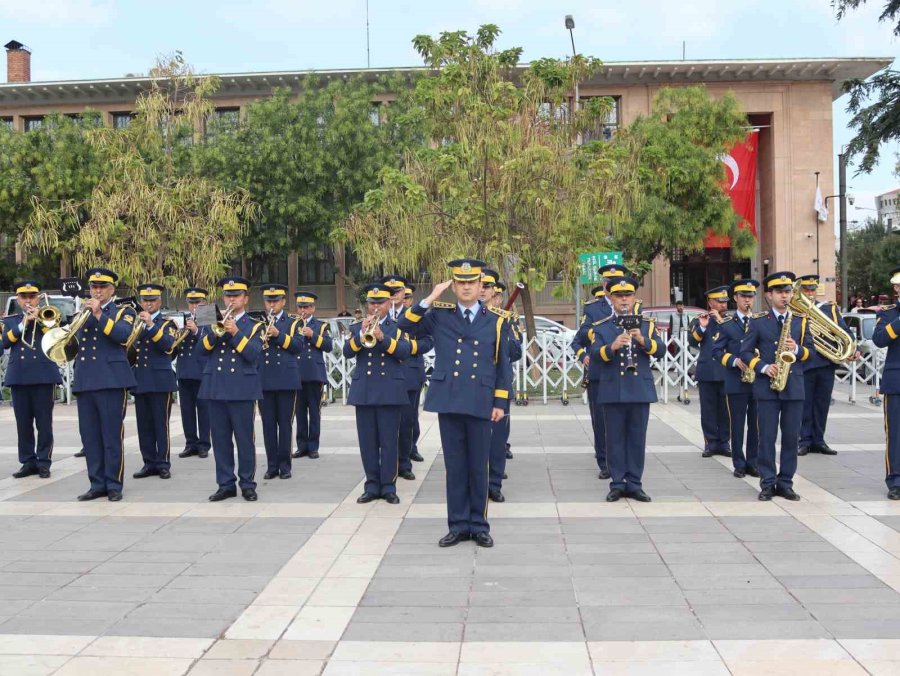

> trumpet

[
  {"left": 360, "top": 314, "right": 379, "bottom": 349},
  {"left": 261, "top": 309, "right": 278, "bottom": 348},
  {"left": 169, "top": 311, "right": 195, "bottom": 354},
  {"left": 22, "top": 294, "right": 62, "bottom": 350},
  {"left": 212, "top": 305, "right": 235, "bottom": 337}
]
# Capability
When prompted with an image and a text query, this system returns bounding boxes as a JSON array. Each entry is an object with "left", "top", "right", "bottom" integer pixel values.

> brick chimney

[{"left": 5, "top": 40, "right": 31, "bottom": 83}]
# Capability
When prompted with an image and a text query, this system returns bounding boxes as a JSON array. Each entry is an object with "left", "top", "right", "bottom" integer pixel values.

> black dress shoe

[
  {"left": 718, "top": 446, "right": 732, "bottom": 455},
  {"left": 505, "top": 449, "right": 513, "bottom": 459},
  {"left": 598, "top": 469, "right": 611, "bottom": 480},
  {"left": 775, "top": 486, "right": 801, "bottom": 501},
  {"left": 733, "top": 469, "right": 746, "bottom": 478},
  {"left": 77, "top": 489, "right": 108, "bottom": 501},
  {"left": 209, "top": 487, "right": 237, "bottom": 502},
  {"left": 197, "top": 450, "right": 209, "bottom": 459},
  {"left": 133, "top": 466, "right": 156, "bottom": 479},
  {"left": 280, "top": 471, "right": 291, "bottom": 479},
  {"left": 399, "top": 470, "right": 416, "bottom": 481},
  {"left": 292, "top": 449, "right": 306, "bottom": 459},
  {"left": 626, "top": 489, "right": 652, "bottom": 502},
  {"left": 74, "top": 450, "right": 85, "bottom": 458},
  {"left": 474, "top": 532, "right": 494, "bottom": 548},
  {"left": 382, "top": 493, "right": 400, "bottom": 504},
  {"left": 263, "top": 470, "right": 279, "bottom": 480},
  {"left": 438, "top": 531, "right": 470, "bottom": 547},
  {"left": 815, "top": 444, "right": 838, "bottom": 455},
  {"left": 38, "top": 468, "right": 51, "bottom": 479},
  {"left": 12, "top": 465, "right": 39, "bottom": 479},
  {"left": 798, "top": 446, "right": 809, "bottom": 457},
  {"left": 158, "top": 468, "right": 171, "bottom": 480},
  {"left": 606, "top": 488, "right": 624, "bottom": 502},
  {"left": 502, "top": 473, "right": 508, "bottom": 480},
  {"left": 242, "top": 488, "right": 258, "bottom": 501},
  {"left": 307, "top": 450, "right": 319, "bottom": 459},
  {"left": 488, "top": 489, "right": 505, "bottom": 503},
  {"left": 410, "top": 450, "right": 424, "bottom": 462},
  {"left": 746, "top": 466, "right": 760, "bottom": 478},
  {"left": 356, "top": 492, "right": 378, "bottom": 504},
  {"left": 758, "top": 486, "right": 776, "bottom": 501},
  {"left": 888, "top": 487, "right": 900, "bottom": 500},
  {"left": 178, "top": 448, "right": 198, "bottom": 459},
  {"left": 108, "top": 490, "right": 123, "bottom": 502},
  {"left": 701, "top": 449, "right": 715, "bottom": 458}
]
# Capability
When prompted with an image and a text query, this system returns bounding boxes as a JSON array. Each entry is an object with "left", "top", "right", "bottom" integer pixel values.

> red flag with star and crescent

[{"left": 705, "top": 130, "right": 759, "bottom": 248}]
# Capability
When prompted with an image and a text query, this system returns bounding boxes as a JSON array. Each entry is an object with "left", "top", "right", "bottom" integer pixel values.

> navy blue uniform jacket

[
  {"left": 739, "top": 310, "right": 814, "bottom": 401},
  {"left": 260, "top": 312, "right": 304, "bottom": 391},
  {"left": 874, "top": 304, "right": 900, "bottom": 394},
  {"left": 588, "top": 316, "right": 661, "bottom": 403},
  {"left": 342, "top": 317, "right": 411, "bottom": 406},
  {"left": 131, "top": 314, "right": 177, "bottom": 394},
  {"left": 2, "top": 315, "right": 63, "bottom": 386},
  {"left": 298, "top": 316, "right": 333, "bottom": 383},
  {"left": 72, "top": 302, "right": 138, "bottom": 393},
  {"left": 688, "top": 316, "right": 727, "bottom": 382},
  {"left": 199, "top": 313, "right": 264, "bottom": 401}
]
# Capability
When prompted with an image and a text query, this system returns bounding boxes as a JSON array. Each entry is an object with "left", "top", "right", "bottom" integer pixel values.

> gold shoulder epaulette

[
  {"left": 591, "top": 316, "right": 613, "bottom": 326},
  {"left": 880, "top": 304, "right": 895, "bottom": 311},
  {"left": 288, "top": 313, "right": 300, "bottom": 319},
  {"left": 583, "top": 298, "right": 598, "bottom": 306},
  {"left": 433, "top": 301, "right": 455, "bottom": 309},
  {"left": 488, "top": 306, "right": 510, "bottom": 319},
  {"left": 753, "top": 311, "right": 768, "bottom": 319},
  {"left": 633, "top": 299, "right": 644, "bottom": 312},
  {"left": 718, "top": 316, "right": 733, "bottom": 324}
]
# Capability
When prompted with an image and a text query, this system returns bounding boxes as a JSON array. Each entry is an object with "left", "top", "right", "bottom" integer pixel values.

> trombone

[{"left": 23, "top": 294, "right": 62, "bottom": 350}]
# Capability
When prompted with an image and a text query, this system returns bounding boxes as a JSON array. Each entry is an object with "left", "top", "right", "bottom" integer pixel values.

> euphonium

[
  {"left": 41, "top": 308, "right": 92, "bottom": 366},
  {"left": 770, "top": 308, "right": 797, "bottom": 393},
  {"left": 361, "top": 314, "right": 379, "bottom": 349},
  {"left": 787, "top": 280, "right": 856, "bottom": 364}
]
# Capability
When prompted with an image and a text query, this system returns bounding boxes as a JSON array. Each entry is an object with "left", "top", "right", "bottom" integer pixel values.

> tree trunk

[{"left": 519, "top": 284, "right": 538, "bottom": 342}]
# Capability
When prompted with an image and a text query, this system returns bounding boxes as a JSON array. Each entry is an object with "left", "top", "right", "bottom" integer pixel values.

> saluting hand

[{"left": 426, "top": 280, "right": 453, "bottom": 303}]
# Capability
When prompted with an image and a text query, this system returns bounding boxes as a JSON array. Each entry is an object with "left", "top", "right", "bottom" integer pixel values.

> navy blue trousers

[
  {"left": 295, "top": 381, "right": 324, "bottom": 454},
  {"left": 412, "top": 386, "right": 422, "bottom": 454},
  {"left": 884, "top": 393, "right": 900, "bottom": 489},
  {"left": 587, "top": 381, "right": 607, "bottom": 471},
  {"left": 262, "top": 389, "right": 297, "bottom": 474},
  {"left": 77, "top": 388, "right": 128, "bottom": 493},
  {"left": 698, "top": 380, "right": 730, "bottom": 451},
  {"left": 488, "top": 413, "right": 510, "bottom": 492},
  {"left": 603, "top": 402, "right": 649, "bottom": 492},
  {"left": 438, "top": 413, "right": 491, "bottom": 535},
  {"left": 801, "top": 365, "right": 836, "bottom": 448},
  {"left": 178, "top": 378, "right": 210, "bottom": 453},
  {"left": 134, "top": 392, "right": 173, "bottom": 472},
  {"left": 756, "top": 398, "right": 802, "bottom": 490},
  {"left": 209, "top": 400, "right": 257, "bottom": 491},
  {"left": 11, "top": 384, "right": 55, "bottom": 470},
  {"left": 725, "top": 393, "right": 759, "bottom": 472},
  {"left": 355, "top": 405, "right": 400, "bottom": 496},
  {"left": 398, "top": 387, "right": 422, "bottom": 472}
]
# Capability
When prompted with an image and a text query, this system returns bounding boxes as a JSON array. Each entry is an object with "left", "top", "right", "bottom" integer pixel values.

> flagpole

[{"left": 814, "top": 171, "right": 821, "bottom": 280}]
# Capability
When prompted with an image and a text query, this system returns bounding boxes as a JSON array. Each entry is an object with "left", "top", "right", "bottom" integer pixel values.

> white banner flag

[{"left": 815, "top": 186, "right": 829, "bottom": 222}]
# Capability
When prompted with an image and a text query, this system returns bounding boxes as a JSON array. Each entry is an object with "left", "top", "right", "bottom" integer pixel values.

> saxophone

[
  {"left": 740, "top": 352, "right": 757, "bottom": 384},
  {"left": 770, "top": 309, "right": 797, "bottom": 392}
]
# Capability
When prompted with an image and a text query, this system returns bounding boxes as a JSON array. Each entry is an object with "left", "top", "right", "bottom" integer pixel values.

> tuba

[
  {"left": 41, "top": 308, "right": 92, "bottom": 366},
  {"left": 770, "top": 308, "right": 797, "bottom": 392},
  {"left": 788, "top": 281, "right": 856, "bottom": 364}
]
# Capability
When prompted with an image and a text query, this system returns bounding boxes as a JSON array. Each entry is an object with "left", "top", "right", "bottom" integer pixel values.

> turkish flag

[{"left": 705, "top": 131, "right": 759, "bottom": 248}]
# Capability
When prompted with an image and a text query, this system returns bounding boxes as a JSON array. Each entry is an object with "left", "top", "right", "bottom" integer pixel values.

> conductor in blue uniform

[
  {"left": 797, "top": 274, "right": 859, "bottom": 456},
  {"left": 73, "top": 267, "right": 137, "bottom": 502},
  {"left": 400, "top": 259, "right": 511, "bottom": 548},
  {"left": 200, "top": 276, "right": 264, "bottom": 502},
  {"left": 259, "top": 283, "right": 304, "bottom": 480},
  {"left": 689, "top": 286, "right": 731, "bottom": 458},
  {"left": 3, "top": 281, "right": 62, "bottom": 479},
  {"left": 739, "top": 272, "right": 814, "bottom": 501},
  {"left": 872, "top": 266, "right": 900, "bottom": 500},
  {"left": 293, "top": 292, "right": 333, "bottom": 460},
  {"left": 131, "top": 283, "right": 178, "bottom": 481},
  {"left": 176, "top": 287, "right": 211, "bottom": 459},
  {"left": 712, "top": 279, "right": 761, "bottom": 478},
  {"left": 589, "top": 275, "right": 662, "bottom": 502},
  {"left": 343, "top": 283, "right": 411, "bottom": 504}
]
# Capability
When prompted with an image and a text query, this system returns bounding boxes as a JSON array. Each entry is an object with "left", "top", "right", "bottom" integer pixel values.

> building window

[
  {"left": 0, "top": 117, "right": 11, "bottom": 130},
  {"left": 581, "top": 96, "right": 619, "bottom": 142},
  {"left": 23, "top": 116, "right": 44, "bottom": 131},
  {"left": 112, "top": 112, "right": 133, "bottom": 129},
  {"left": 299, "top": 243, "right": 335, "bottom": 284},
  {"left": 369, "top": 103, "right": 381, "bottom": 126},
  {"left": 205, "top": 107, "right": 240, "bottom": 139}
]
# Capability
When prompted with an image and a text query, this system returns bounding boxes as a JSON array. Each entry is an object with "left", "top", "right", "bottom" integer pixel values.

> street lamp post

[{"left": 565, "top": 14, "right": 582, "bottom": 322}]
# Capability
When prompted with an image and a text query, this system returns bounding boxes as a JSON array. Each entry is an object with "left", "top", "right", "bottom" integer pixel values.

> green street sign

[{"left": 578, "top": 251, "right": 623, "bottom": 285}]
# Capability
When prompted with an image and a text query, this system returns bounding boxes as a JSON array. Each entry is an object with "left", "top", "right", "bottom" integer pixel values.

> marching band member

[
  {"left": 3, "top": 281, "right": 62, "bottom": 479},
  {"left": 293, "top": 291, "right": 332, "bottom": 460},
  {"left": 797, "top": 274, "right": 859, "bottom": 456},
  {"left": 739, "top": 272, "right": 814, "bottom": 501},
  {"left": 343, "top": 283, "right": 411, "bottom": 504},
  {"left": 73, "top": 268, "right": 137, "bottom": 502},
  {"left": 259, "top": 283, "right": 304, "bottom": 480},
  {"left": 201, "top": 276, "right": 264, "bottom": 502},
  {"left": 131, "top": 283, "right": 178, "bottom": 481},
  {"left": 399, "top": 259, "right": 511, "bottom": 548},
  {"left": 570, "top": 264, "right": 628, "bottom": 481},
  {"left": 403, "top": 285, "right": 425, "bottom": 463},
  {"left": 381, "top": 274, "right": 409, "bottom": 321},
  {"left": 712, "top": 279, "right": 761, "bottom": 478},
  {"left": 176, "top": 288, "right": 211, "bottom": 459},
  {"left": 483, "top": 276, "right": 522, "bottom": 503},
  {"left": 872, "top": 266, "right": 900, "bottom": 500},
  {"left": 589, "top": 275, "right": 662, "bottom": 502},
  {"left": 689, "top": 286, "right": 731, "bottom": 458}
]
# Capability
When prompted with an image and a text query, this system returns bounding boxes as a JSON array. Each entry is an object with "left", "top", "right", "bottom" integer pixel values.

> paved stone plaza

[{"left": 1, "top": 387, "right": 900, "bottom": 675}]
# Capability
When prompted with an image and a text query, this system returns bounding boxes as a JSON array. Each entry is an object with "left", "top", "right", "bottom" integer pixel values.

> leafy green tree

[
  {"left": 845, "top": 217, "right": 900, "bottom": 299},
  {"left": 22, "top": 52, "right": 257, "bottom": 291},
  {"left": 340, "top": 25, "right": 641, "bottom": 335},
  {"left": 835, "top": 0, "right": 900, "bottom": 174}
]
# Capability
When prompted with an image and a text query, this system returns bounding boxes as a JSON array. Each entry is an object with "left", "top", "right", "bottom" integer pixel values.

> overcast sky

[{"left": 1, "top": 0, "right": 898, "bottom": 226}]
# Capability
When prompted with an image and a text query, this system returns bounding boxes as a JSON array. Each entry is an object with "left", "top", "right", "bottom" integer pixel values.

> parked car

[
  {"left": 531, "top": 315, "right": 576, "bottom": 344},
  {"left": 640, "top": 306, "right": 706, "bottom": 335}
]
